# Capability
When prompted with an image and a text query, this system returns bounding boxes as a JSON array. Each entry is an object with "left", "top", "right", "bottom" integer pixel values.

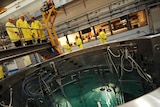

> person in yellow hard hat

[
  {"left": 30, "top": 17, "right": 46, "bottom": 43},
  {"left": 75, "top": 36, "right": 83, "bottom": 49},
  {"left": 5, "top": 18, "right": 22, "bottom": 47},
  {"left": 65, "top": 41, "right": 72, "bottom": 53},
  {"left": 16, "top": 16, "right": 33, "bottom": 45},
  {"left": 99, "top": 29, "right": 107, "bottom": 44}
]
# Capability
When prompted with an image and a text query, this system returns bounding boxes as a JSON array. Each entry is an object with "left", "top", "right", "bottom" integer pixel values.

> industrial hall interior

[{"left": 0, "top": 0, "right": 160, "bottom": 107}]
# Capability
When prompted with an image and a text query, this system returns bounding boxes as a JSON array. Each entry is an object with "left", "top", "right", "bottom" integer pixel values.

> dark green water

[
  {"left": 21, "top": 61, "right": 155, "bottom": 107},
  {"left": 34, "top": 69, "right": 148, "bottom": 107}
]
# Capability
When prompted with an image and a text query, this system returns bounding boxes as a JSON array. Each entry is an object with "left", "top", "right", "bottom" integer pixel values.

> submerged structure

[
  {"left": 0, "top": 34, "right": 160, "bottom": 107},
  {"left": 1, "top": 0, "right": 160, "bottom": 106}
]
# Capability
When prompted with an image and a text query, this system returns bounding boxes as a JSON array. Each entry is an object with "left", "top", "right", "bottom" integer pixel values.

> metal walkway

[{"left": 0, "top": 42, "right": 52, "bottom": 62}]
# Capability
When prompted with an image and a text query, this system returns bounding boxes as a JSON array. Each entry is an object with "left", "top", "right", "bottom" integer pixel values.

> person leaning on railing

[
  {"left": 30, "top": 17, "right": 47, "bottom": 43},
  {"left": 5, "top": 18, "right": 22, "bottom": 47},
  {"left": 16, "top": 15, "right": 33, "bottom": 45}
]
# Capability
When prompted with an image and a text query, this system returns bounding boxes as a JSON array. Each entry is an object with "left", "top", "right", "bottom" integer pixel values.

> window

[
  {"left": 110, "top": 18, "right": 128, "bottom": 35},
  {"left": 95, "top": 22, "right": 111, "bottom": 39},
  {"left": 58, "top": 36, "right": 67, "bottom": 47},
  {"left": 67, "top": 32, "right": 79, "bottom": 46},
  {"left": 58, "top": 10, "right": 148, "bottom": 46},
  {"left": 80, "top": 27, "right": 96, "bottom": 43},
  {"left": 101, "top": 22, "right": 111, "bottom": 36},
  {"left": 129, "top": 10, "right": 147, "bottom": 29}
]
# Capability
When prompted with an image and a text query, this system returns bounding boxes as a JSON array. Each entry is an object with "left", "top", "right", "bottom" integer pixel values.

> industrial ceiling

[{"left": 0, "top": 0, "right": 16, "bottom": 8}]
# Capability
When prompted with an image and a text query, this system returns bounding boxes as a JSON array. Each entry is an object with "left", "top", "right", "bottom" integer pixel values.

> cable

[
  {"left": 22, "top": 67, "right": 58, "bottom": 99},
  {"left": 120, "top": 49, "right": 124, "bottom": 78},
  {"left": 22, "top": 71, "right": 41, "bottom": 97},
  {"left": 128, "top": 56, "right": 152, "bottom": 83},
  {"left": 104, "top": 52, "right": 114, "bottom": 73},
  {"left": 107, "top": 46, "right": 120, "bottom": 58},
  {"left": 22, "top": 69, "right": 57, "bottom": 107},
  {"left": 40, "top": 72, "right": 51, "bottom": 93},
  {"left": 107, "top": 46, "right": 152, "bottom": 83},
  {"left": 0, "top": 87, "right": 13, "bottom": 107},
  {"left": 39, "top": 73, "right": 44, "bottom": 97},
  {"left": 50, "top": 61, "right": 58, "bottom": 76},
  {"left": 106, "top": 48, "right": 119, "bottom": 74},
  {"left": 120, "top": 49, "right": 133, "bottom": 72},
  {"left": 8, "top": 88, "right": 12, "bottom": 107},
  {"left": 108, "top": 51, "right": 119, "bottom": 74}
]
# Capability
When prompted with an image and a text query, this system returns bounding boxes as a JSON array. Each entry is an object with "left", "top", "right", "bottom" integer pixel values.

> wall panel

[{"left": 55, "top": 0, "right": 116, "bottom": 24}]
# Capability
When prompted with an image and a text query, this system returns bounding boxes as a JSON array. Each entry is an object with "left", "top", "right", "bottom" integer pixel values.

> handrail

[{"left": 0, "top": 26, "right": 49, "bottom": 49}]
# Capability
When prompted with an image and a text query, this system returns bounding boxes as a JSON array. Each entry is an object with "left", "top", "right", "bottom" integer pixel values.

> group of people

[
  {"left": 65, "top": 28, "right": 107, "bottom": 53},
  {"left": 5, "top": 15, "right": 46, "bottom": 47},
  {"left": 65, "top": 36, "right": 83, "bottom": 53}
]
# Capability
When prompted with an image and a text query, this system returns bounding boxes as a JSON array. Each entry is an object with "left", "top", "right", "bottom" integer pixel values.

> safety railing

[{"left": 0, "top": 25, "right": 49, "bottom": 50}]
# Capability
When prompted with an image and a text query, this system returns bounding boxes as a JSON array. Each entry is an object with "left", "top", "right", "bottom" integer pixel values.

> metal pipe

[{"left": 97, "top": 101, "right": 102, "bottom": 107}]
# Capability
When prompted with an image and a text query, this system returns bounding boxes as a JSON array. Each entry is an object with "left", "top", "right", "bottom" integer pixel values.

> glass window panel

[
  {"left": 80, "top": 27, "right": 96, "bottom": 43},
  {"left": 58, "top": 36, "right": 67, "bottom": 47},
  {"left": 129, "top": 10, "right": 148, "bottom": 29},
  {"left": 67, "top": 32, "right": 79, "bottom": 46},
  {"left": 95, "top": 22, "right": 111, "bottom": 40},
  {"left": 110, "top": 18, "right": 128, "bottom": 35}
]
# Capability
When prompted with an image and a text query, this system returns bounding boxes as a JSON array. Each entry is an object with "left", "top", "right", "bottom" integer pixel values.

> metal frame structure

[
  {"left": 0, "top": 34, "right": 160, "bottom": 106},
  {"left": 117, "top": 87, "right": 160, "bottom": 107},
  {"left": 0, "top": 34, "right": 160, "bottom": 94},
  {"left": 42, "top": 6, "right": 62, "bottom": 54},
  {"left": 0, "top": 43, "right": 52, "bottom": 62}
]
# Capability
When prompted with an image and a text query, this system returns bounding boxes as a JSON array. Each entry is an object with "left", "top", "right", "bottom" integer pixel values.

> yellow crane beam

[{"left": 42, "top": 6, "right": 62, "bottom": 54}]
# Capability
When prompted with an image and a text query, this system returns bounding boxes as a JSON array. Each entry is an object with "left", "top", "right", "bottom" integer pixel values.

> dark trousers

[
  {"left": 37, "top": 39, "right": 47, "bottom": 43},
  {"left": 26, "top": 40, "right": 33, "bottom": 45},
  {"left": 37, "top": 39, "right": 40, "bottom": 43},
  {"left": 14, "top": 40, "right": 22, "bottom": 47},
  {"left": 41, "top": 39, "right": 47, "bottom": 43}
]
